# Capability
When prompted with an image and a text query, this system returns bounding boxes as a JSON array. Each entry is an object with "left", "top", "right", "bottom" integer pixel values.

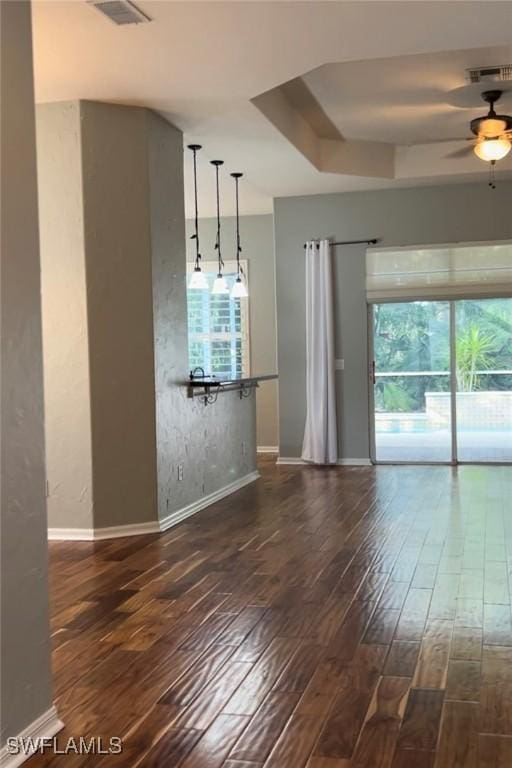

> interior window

[{"left": 187, "top": 260, "right": 250, "bottom": 379}]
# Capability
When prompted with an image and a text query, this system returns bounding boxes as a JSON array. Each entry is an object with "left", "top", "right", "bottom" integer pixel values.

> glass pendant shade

[
  {"left": 231, "top": 277, "right": 248, "bottom": 298},
  {"left": 212, "top": 275, "right": 229, "bottom": 295},
  {"left": 188, "top": 268, "right": 208, "bottom": 290},
  {"left": 474, "top": 137, "right": 511, "bottom": 162}
]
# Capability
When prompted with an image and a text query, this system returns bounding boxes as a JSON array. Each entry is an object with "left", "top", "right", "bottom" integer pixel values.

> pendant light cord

[
  {"left": 193, "top": 150, "right": 199, "bottom": 265},
  {"left": 231, "top": 172, "right": 243, "bottom": 279},
  {"left": 188, "top": 144, "right": 202, "bottom": 270},
  {"left": 216, "top": 166, "right": 221, "bottom": 269},
  {"left": 235, "top": 175, "right": 241, "bottom": 277},
  {"left": 489, "top": 159, "right": 496, "bottom": 189},
  {"left": 212, "top": 161, "right": 224, "bottom": 276}
]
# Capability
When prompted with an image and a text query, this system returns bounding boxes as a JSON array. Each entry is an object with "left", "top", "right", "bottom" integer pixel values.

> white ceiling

[
  {"left": 32, "top": 1, "right": 512, "bottom": 216},
  {"left": 304, "top": 47, "right": 512, "bottom": 145}
]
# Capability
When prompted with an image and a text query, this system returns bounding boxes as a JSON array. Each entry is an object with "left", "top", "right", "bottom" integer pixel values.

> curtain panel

[{"left": 301, "top": 239, "right": 338, "bottom": 464}]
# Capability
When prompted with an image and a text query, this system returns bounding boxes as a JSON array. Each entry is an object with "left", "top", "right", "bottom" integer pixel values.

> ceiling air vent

[
  {"left": 466, "top": 65, "right": 512, "bottom": 84},
  {"left": 87, "top": 0, "right": 151, "bottom": 25}
]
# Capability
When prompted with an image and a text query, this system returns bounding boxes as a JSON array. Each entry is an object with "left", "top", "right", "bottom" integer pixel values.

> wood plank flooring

[{"left": 26, "top": 457, "right": 512, "bottom": 767}]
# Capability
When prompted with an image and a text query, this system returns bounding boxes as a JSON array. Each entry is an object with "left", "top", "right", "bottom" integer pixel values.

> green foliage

[
  {"left": 456, "top": 324, "right": 496, "bottom": 392},
  {"left": 374, "top": 301, "right": 450, "bottom": 412},
  {"left": 379, "top": 381, "right": 413, "bottom": 412},
  {"left": 373, "top": 298, "right": 512, "bottom": 413}
]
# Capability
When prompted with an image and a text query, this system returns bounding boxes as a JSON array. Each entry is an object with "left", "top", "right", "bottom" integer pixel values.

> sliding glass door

[
  {"left": 455, "top": 298, "right": 512, "bottom": 462},
  {"left": 370, "top": 297, "right": 512, "bottom": 463},
  {"left": 372, "top": 301, "right": 452, "bottom": 462}
]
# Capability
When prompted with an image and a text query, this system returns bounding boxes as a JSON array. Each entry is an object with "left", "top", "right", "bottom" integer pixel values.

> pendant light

[
  {"left": 230, "top": 172, "right": 248, "bottom": 298},
  {"left": 211, "top": 160, "right": 229, "bottom": 295},
  {"left": 187, "top": 144, "right": 208, "bottom": 290}
]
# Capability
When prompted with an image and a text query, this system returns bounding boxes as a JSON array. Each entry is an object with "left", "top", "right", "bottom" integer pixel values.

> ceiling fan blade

[
  {"left": 415, "top": 136, "right": 472, "bottom": 145},
  {"left": 445, "top": 145, "right": 474, "bottom": 159}
]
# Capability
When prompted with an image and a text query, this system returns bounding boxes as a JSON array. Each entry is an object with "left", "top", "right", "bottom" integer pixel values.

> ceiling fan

[{"left": 448, "top": 90, "right": 512, "bottom": 164}]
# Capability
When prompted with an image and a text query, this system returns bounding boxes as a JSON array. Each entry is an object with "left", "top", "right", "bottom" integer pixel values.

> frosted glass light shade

[
  {"left": 474, "top": 138, "right": 511, "bottom": 162},
  {"left": 478, "top": 118, "right": 508, "bottom": 138},
  {"left": 212, "top": 275, "right": 229, "bottom": 295},
  {"left": 188, "top": 268, "right": 208, "bottom": 289},
  {"left": 231, "top": 278, "right": 248, "bottom": 298}
]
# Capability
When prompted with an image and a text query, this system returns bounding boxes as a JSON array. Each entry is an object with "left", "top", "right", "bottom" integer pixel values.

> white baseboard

[
  {"left": 48, "top": 471, "right": 260, "bottom": 541},
  {"left": 159, "top": 470, "right": 260, "bottom": 532},
  {"left": 48, "top": 520, "right": 159, "bottom": 541},
  {"left": 277, "top": 456, "right": 372, "bottom": 467},
  {"left": 0, "top": 705, "right": 63, "bottom": 768},
  {"left": 257, "top": 446, "right": 279, "bottom": 454},
  {"left": 276, "top": 456, "right": 304, "bottom": 465}
]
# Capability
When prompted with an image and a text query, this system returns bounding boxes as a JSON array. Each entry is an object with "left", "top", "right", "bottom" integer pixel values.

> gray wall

[
  {"left": 151, "top": 116, "right": 257, "bottom": 523},
  {"left": 37, "top": 101, "right": 159, "bottom": 530},
  {"left": 186, "top": 215, "right": 278, "bottom": 448},
  {"left": 36, "top": 101, "right": 257, "bottom": 532},
  {"left": 1, "top": 0, "right": 53, "bottom": 743},
  {"left": 274, "top": 181, "right": 512, "bottom": 459},
  {"left": 81, "top": 102, "right": 159, "bottom": 528}
]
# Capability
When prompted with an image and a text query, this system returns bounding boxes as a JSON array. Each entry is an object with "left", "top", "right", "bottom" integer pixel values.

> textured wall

[
  {"left": 36, "top": 102, "right": 94, "bottom": 529},
  {"left": 36, "top": 101, "right": 257, "bottom": 532},
  {"left": 185, "top": 214, "right": 278, "bottom": 448},
  {"left": 81, "top": 102, "right": 158, "bottom": 528},
  {"left": 0, "top": 0, "right": 53, "bottom": 743},
  {"left": 274, "top": 181, "right": 512, "bottom": 459},
  {"left": 147, "top": 112, "right": 257, "bottom": 522},
  {"left": 37, "top": 101, "right": 158, "bottom": 530}
]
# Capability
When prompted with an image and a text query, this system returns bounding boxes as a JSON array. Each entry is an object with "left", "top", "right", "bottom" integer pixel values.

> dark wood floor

[{"left": 27, "top": 457, "right": 512, "bottom": 768}]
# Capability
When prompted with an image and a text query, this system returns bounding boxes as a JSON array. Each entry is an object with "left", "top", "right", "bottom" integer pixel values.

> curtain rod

[{"left": 303, "top": 238, "right": 378, "bottom": 249}]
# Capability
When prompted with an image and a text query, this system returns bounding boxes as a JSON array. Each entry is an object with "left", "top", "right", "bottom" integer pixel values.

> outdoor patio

[
  {"left": 375, "top": 390, "right": 512, "bottom": 462},
  {"left": 375, "top": 428, "right": 512, "bottom": 462}
]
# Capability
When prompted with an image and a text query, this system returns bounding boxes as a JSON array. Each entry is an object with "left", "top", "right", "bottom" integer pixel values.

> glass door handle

[{"left": 371, "top": 360, "right": 376, "bottom": 385}]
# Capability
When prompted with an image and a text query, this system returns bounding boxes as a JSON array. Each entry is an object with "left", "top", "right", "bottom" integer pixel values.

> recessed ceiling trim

[
  {"left": 253, "top": 85, "right": 395, "bottom": 179},
  {"left": 252, "top": 87, "right": 321, "bottom": 170},
  {"left": 320, "top": 138, "right": 395, "bottom": 179},
  {"left": 280, "top": 77, "right": 342, "bottom": 141}
]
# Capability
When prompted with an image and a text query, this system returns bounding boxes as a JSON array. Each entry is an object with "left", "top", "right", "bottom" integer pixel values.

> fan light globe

[
  {"left": 212, "top": 275, "right": 229, "bottom": 295},
  {"left": 188, "top": 268, "right": 208, "bottom": 290},
  {"left": 231, "top": 278, "right": 248, "bottom": 298},
  {"left": 478, "top": 118, "right": 508, "bottom": 138},
  {"left": 474, "top": 138, "right": 511, "bottom": 162}
]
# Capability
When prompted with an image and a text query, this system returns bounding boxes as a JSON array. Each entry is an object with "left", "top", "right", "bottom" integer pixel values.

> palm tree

[{"left": 456, "top": 324, "right": 496, "bottom": 392}]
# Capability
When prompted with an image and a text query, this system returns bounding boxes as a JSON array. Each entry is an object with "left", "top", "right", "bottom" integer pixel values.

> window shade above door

[{"left": 366, "top": 242, "right": 512, "bottom": 301}]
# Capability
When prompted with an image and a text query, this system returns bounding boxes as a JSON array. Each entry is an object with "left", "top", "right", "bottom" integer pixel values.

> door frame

[
  {"left": 449, "top": 301, "right": 458, "bottom": 464},
  {"left": 367, "top": 300, "right": 455, "bottom": 465},
  {"left": 368, "top": 297, "right": 512, "bottom": 465},
  {"left": 367, "top": 303, "right": 378, "bottom": 464}
]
